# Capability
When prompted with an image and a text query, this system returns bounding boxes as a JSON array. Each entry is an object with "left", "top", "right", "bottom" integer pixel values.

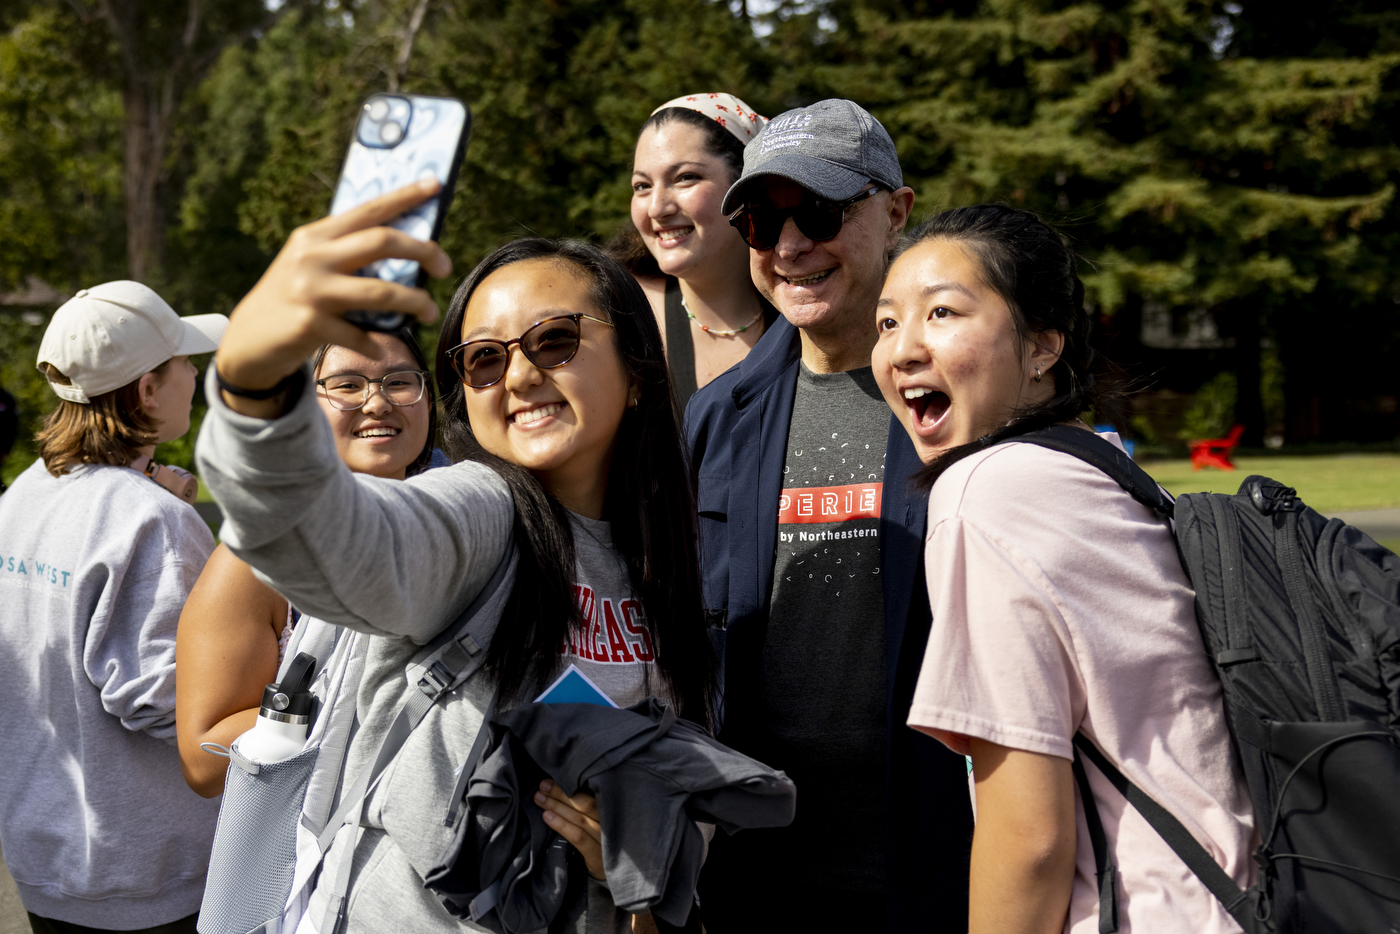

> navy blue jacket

[{"left": 685, "top": 317, "right": 973, "bottom": 931}]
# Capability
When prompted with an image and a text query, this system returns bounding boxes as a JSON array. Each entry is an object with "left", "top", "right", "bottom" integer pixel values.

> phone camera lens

[
  {"left": 366, "top": 98, "right": 389, "bottom": 121},
  {"left": 379, "top": 121, "right": 404, "bottom": 144}
]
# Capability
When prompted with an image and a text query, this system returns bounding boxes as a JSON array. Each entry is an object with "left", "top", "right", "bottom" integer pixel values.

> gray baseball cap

[{"left": 720, "top": 99, "right": 903, "bottom": 215}]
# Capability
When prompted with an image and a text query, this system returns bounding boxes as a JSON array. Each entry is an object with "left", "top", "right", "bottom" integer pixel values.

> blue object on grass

[{"left": 1093, "top": 424, "right": 1135, "bottom": 460}]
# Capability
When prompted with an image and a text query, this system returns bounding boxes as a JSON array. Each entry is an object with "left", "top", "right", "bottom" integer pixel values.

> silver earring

[{"left": 1033, "top": 366, "right": 1042, "bottom": 383}]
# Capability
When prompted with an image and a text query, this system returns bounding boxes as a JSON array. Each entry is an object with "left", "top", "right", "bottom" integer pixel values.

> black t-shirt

[{"left": 760, "top": 363, "right": 889, "bottom": 893}]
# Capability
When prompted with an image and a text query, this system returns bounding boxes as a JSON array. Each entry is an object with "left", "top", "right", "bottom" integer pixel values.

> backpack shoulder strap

[
  {"left": 406, "top": 536, "right": 516, "bottom": 699},
  {"left": 274, "top": 613, "right": 341, "bottom": 685},
  {"left": 1073, "top": 734, "right": 1261, "bottom": 933},
  {"left": 1071, "top": 747, "right": 1119, "bottom": 933},
  {"left": 315, "top": 537, "right": 513, "bottom": 934},
  {"left": 1015, "top": 425, "right": 1173, "bottom": 521}
]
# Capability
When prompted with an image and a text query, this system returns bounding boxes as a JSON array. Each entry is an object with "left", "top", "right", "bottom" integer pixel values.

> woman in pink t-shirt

[{"left": 870, "top": 205, "right": 1257, "bottom": 934}]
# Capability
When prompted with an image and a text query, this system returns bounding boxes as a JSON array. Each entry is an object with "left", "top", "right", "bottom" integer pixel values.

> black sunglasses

[
  {"left": 728, "top": 187, "right": 883, "bottom": 251},
  {"left": 445, "top": 313, "right": 615, "bottom": 389}
]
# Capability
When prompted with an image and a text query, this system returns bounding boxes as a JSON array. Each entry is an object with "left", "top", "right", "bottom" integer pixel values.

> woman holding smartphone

[
  {"left": 871, "top": 205, "right": 1256, "bottom": 934},
  {"left": 175, "top": 326, "right": 437, "bottom": 797},
  {"left": 615, "top": 93, "right": 775, "bottom": 409},
  {"left": 196, "top": 180, "right": 713, "bottom": 933}
]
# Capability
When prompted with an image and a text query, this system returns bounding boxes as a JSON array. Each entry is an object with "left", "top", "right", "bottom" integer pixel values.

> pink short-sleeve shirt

[{"left": 907, "top": 436, "right": 1257, "bottom": 934}]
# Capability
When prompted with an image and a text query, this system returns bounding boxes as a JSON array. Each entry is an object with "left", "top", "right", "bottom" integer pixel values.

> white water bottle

[{"left": 234, "top": 652, "right": 315, "bottom": 766}]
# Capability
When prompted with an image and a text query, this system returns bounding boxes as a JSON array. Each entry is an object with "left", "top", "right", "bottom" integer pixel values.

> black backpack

[{"left": 1018, "top": 425, "right": 1400, "bottom": 934}]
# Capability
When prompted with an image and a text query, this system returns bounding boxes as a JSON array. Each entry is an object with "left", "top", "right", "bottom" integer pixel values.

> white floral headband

[{"left": 650, "top": 92, "right": 768, "bottom": 145}]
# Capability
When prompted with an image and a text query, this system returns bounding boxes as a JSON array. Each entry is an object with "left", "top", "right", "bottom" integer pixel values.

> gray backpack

[{"left": 196, "top": 547, "right": 512, "bottom": 934}]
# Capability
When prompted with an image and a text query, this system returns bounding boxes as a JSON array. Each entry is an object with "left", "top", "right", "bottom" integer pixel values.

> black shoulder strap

[
  {"left": 664, "top": 276, "right": 698, "bottom": 411},
  {"left": 1071, "top": 746, "right": 1119, "bottom": 933},
  {"left": 1016, "top": 425, "right": 1173, "bottom": 521},
  {"left": 1073, "top": 734, "right": 1260, "bottom": 933}
]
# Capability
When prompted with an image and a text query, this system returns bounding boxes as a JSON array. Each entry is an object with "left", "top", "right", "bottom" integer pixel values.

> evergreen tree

[
  {"left": 0, "top": 5, "right": 124, "bottom": 294},
  {"left": 1227, "top": 0, "right": 1400, "bottom": 442},
  {"left": 801, "top": 0, "right": 1400, "bottom": 443}
]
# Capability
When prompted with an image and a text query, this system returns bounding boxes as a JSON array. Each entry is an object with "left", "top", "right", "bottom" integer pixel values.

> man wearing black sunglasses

[{"left": 687, "top": 100, "right": 974, "bottom": 932}]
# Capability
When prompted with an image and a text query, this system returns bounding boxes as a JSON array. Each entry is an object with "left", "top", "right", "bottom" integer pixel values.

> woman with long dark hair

[
  {"left": 434, "top": 237, "right": 713, "bottom": 716},
  {"left": 871, "top": 205, "right": 1256, "bottom": 933},
  {"left": 195, "top": 182, "right": 714, "bottom": 932},
  {"left": 611, "top": 93, "right": 775, "bottom": 410}
]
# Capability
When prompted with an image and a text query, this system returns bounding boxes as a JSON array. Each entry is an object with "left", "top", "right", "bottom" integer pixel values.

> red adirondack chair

[{"left": 1190, "top": 424, "right": 1245, "bottom": 471}]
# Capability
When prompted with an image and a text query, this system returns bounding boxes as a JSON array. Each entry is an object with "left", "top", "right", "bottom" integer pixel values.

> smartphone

[{"left": 329, "top": 93, "right": 471, "bottom": 331}]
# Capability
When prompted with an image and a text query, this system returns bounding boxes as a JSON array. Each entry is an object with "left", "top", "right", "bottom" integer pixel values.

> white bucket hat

[{"left": 37, "top": 281, "right": 228, "bottom": 404}]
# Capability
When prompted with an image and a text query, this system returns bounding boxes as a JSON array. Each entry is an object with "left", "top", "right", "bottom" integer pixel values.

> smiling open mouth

[
  {"left": 514, "top": 403, "right": 563, "bottom": 426},
  {"left": 782, "top": 269, "right": 832, "bottom": 287},
  {"left": 657, "top": 227, "right": 693, "bottom": 242},
  {"left": 355, "top": 427, "right": 399, "bottom": 439},
  {"left": 904, "top": 386, "right": 950, "bottom": 430}
]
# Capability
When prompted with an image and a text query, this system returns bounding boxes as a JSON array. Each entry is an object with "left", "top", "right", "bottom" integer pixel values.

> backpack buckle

[{"left": 417, "top": 660, "right": 454, "bottom": 697}]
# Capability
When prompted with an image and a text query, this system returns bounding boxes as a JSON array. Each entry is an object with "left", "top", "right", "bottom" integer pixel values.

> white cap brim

[{"left": 175, "top": 314, "right": 228, "bottom": 356}]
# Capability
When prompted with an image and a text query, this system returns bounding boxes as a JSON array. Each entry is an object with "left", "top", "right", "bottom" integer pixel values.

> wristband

[{"left": 215, "top": 368, "right": 299, "bottom": 400}]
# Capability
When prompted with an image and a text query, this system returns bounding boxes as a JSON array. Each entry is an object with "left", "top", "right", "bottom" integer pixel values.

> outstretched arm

[{"left": 196, "top": 181, "right": 513, "bottom": 642}]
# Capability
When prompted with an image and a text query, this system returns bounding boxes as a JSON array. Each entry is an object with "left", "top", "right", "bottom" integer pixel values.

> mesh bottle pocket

[{"left": 198, "top": 745, "right": 320, "bottom": 934}]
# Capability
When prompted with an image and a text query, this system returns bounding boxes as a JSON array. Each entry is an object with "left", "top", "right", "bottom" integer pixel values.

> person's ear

[
  {"left": 1028, "top": 330, "right": 1065, "bottom": 383},
  {"left": 885, "top": 187, "right": 916, "bottom": 250},
  {"left": 137, "top": 370, "right": 161, "bottom": 415}
]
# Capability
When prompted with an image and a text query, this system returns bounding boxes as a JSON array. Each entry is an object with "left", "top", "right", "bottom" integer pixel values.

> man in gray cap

[{"left": 687, "top": 100, "right": 973, "bottom": 930}]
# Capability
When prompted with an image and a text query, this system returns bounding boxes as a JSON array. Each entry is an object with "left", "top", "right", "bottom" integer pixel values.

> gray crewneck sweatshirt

[
  {"left": 0, "top": 459, "right": 221, "bottom": 927},
  {"left": 196, "top": 370, "right": 648, "bottom": 932}
]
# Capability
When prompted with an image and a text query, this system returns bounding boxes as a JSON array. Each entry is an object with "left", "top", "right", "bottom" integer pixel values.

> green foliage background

[{"left": 2, "top": 0, "right": 1398, "bottom": 484}]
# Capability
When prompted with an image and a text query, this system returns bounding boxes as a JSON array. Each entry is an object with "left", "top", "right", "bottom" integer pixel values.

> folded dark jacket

[{"left": 425, "top": 698, "right": 796, "bottom": 931}]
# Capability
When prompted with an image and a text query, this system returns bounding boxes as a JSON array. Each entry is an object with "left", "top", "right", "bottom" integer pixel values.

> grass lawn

[{"left": 1141, "top": 454, "right": 1400, "bottom": 513}]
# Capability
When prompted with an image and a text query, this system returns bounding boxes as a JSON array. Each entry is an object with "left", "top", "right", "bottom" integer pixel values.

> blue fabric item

[{"left": 683, "top": 316, "right": 974, "bottom": 932}]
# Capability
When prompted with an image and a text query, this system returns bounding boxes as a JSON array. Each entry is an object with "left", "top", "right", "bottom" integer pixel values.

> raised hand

[{"left": 215, "top": 178, "right": 452, "bottom": 416}]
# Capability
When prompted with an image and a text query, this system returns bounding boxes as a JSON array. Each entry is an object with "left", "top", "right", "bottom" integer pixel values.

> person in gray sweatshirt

[
  {"left": 196, "top": 181, "right": 717, "bottom": 933},
  {"left": 0, "top": 282, "right": 227, "bottom": 933}
]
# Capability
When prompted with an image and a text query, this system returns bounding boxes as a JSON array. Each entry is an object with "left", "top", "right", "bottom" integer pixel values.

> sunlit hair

[
  {"left": 312, "top": 326, "right": 438, "bottom": 477},
  {"left": 643, "top": 106, "right": 747, "bottom": 180},
  {"left": 436, "top": 238, "right": 715, "bottom": 728},
  {"left": 893, "top": 204, "right": 1102, "bottom": 488},
  {"left": 35, "top": 360, "right": 172, "bottom": 477},
  {"left": 608, "top": 107, "right": 749, "bottom": 278}
]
